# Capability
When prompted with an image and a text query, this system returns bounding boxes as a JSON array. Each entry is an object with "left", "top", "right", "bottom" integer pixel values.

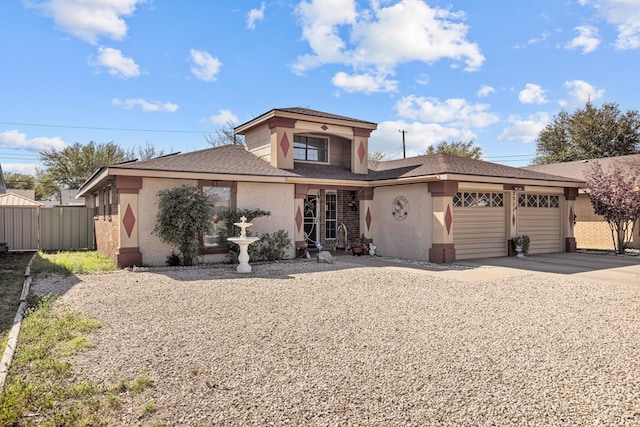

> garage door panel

[
  {"left": 454, "top": 205, "right": 506, "bottom": 260},
  {"left": 517, "top": 204, "right": 560, "bottom": 254}
]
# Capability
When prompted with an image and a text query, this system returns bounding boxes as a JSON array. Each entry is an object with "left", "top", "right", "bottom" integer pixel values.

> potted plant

[
  {"left": 513, "top": 235, "right": 530, "bottom": 258},
  {"left": 351, "top": 234, "right": 369, "bottom": 256}
]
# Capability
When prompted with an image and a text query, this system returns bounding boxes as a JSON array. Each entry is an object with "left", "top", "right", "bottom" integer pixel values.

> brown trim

[
  {"left": 115, "top": 176, "right": 142, "bottom": 193},
  {"left": 295, "top": 184, "right": 309, "bottom": 199},
  {"left": 565, "top": 237, "right": 577, "bottom": 252},
  {"left": 306, "top": 184, "right": 364, "bottom": 192},
  {"left": 504, "top": 184, "right": 525, "bottom": 191},
  {"left": 361, "top": 187, "right": 374, "bottom": 201},
  {"left": 268, "top": 117, "right": 296, "bottom": 129},
  {"left": 198, "top": 180, "right": 234, "bottom": 188},
  {"left": 429, "top": 243, "right": 455, "bottom": 263},
  {"left": 428, "top": 180, "right": 458, "bottom": 197},
  {"left": 564, "top": 187, "right": 578, "bottom": 201},
  {"left": 116, "top": 247, "right": 142, "bottom": 267},
  {"left": 200, "top": 246, "right": 230, "bottom": 255},
  {"left": 353, "top": 127, "right": 373, "bottom": 137}
]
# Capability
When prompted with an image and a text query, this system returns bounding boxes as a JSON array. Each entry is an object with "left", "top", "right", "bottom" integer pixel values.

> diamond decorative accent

[
  {"left": 123, "top": 204, "right": 136, "bottom": 238},
  {"left": 321, "top": 124, "right": 328, "bottom": 131},
  {"left": 512, "top": 212, "right": 516, "bottom": 226},
  {"left": 366, "top": 207, "right": 372, "bottom": 231},
  {"left": 569, "top": 207, "right": 574, "bottom": 229},
  {"left": 444, "top": 205, "right": 452, "bottom": 234},
  {"left": 295, "top": 206, "right": 303, "bottom": 232},
  {"left": 358, "top": 141, "right": 366, "bottom": 163},
  {"left": 280, "top": 133, "right": 290, "bottom": 157}
]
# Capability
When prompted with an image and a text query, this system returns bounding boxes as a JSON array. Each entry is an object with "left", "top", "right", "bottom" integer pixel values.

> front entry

[{"left": 303, "top": 195, "right": 318, "bottom": 247}]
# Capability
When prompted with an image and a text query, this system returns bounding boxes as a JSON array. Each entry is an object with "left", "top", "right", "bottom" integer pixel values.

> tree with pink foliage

[{"left": 585, "top": 161, "right": 640, "bottom": 254}]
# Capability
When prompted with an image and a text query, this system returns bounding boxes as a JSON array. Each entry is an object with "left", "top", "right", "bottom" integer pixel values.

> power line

[{"left": 0, "top": 121, "right": 209, "bottom": 134}]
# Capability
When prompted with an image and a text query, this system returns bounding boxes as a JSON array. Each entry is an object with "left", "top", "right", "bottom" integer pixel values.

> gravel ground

[{"left": 32, "top": 259, "right": 640, "bottom": 426}]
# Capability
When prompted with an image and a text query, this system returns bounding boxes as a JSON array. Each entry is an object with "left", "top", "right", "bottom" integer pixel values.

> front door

[{"left": 303, "top": 195, "right": 318, "bottom": 247}]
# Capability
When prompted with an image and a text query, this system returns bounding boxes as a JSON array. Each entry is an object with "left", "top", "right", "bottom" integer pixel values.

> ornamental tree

[
  {"left": 584, "top": 161, "right": 640, "bottom": 254},
  {"left": 153, "top": 185, "right": 216, "bottom": 265}
]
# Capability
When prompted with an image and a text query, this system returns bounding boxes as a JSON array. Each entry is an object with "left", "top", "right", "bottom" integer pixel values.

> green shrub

[{"left": 228, "top": 229, "right": 292, "bottom": 263}]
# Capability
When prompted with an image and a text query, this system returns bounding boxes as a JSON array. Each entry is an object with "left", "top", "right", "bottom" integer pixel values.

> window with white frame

[
  {"left": 294, "top": 135, "right": 328, "bottom": 162},
  {"left": 325, "top": 192, "right": 337, "bottom": 240}
]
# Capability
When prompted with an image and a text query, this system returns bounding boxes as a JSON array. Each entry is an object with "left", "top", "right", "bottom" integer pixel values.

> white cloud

[
  {"left": 247, "top": 2, "right": 266, "bottom": 30},
  {"left": 190, "top": 49, "right": 222, "bottom": 82},
  {"left": 395, "top": 95, "right": 499, "bottom": 128},
  {"left": 497, "top": 112, "right": 551, "bottom": 143},
  {"left": 370, "top": 120, "right": 476, "bottom": 158},
  {"left": 208, "top": 109, "right": 238, "bottom": 125},
  {"left": 0, "top": 130, "right": 66, "bottom": 151},
  {"left": 112, "top": 98, "right": 178, "bottom": 112},
  {"left": 477, "top": 85, "right": 495, "bottom": 97},
  {"left": 332, "top": 71, "right": 398, "bottom": 93},
  {"left": 1, "top": 163, "right": 39, "bottom": 175},
  {"left": 29, "top": 0, "right": 146, "bottom": 44},
  {"left": 91, "top": 47, "right": 140, "bottom": 79},
  {"left": 565, "top": 25, "right": 600, "bottom": 53},
  {"left": 564, "top": 79, "right": 605, "bottom": 103},
  {"left": 590, "top": 0, "right": 640, "bottom": 49},
  {"left": 293, "top": 0, "right": 484, "bottom": 93},
  {"left": 518, "top": 83, "right": 547, "bottom": 104},
  {"left": 527, "top": 31, "right": 550, "bottom": 45}
]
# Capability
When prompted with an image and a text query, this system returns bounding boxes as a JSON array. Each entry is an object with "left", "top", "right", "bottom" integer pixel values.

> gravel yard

[{"left": 32, "top": 259, "right": 640, "bottom": 426}]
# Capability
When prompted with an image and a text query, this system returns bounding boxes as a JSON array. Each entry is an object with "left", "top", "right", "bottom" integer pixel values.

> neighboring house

[
  {"left": 0, "top": 192, "right": 44, "bottom": 207},
  {"left": 2, "top": 189, "right": 36, "bottom": 201},
  {"left": 525, "top": 155, "right": 640, "bottom": 250},
  {"left": 61, "top": 189, "right": 85, "bottom": 206},
  {"left": 77, "top": 107, "right": 583, "bottom": 267}
]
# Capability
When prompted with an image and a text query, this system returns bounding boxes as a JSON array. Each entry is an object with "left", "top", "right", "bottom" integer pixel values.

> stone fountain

[{"left": 227, "top": 216, "right": 259, "bottom": 273}]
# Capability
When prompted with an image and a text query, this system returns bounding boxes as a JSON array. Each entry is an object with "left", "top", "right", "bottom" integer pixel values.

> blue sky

[{"left": 2, "top": 0, "right": 639, "bottom": 175}]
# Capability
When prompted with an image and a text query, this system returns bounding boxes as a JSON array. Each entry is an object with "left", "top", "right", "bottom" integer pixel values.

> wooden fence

[{"left": 0, "top": 207, "right": 95, "bottom": 251}]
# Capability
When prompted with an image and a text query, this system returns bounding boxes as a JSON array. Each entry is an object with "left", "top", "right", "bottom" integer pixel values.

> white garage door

[
  {"left": 453, "top": 191, "right": 506, "bottom": 260},
  {"left": 516, "top": 193, "right": 561, "bottom": 254}
]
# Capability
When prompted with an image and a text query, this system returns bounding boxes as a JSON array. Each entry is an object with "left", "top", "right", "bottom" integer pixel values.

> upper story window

[{"left": 294, "top": 135, "right": 328, "bottom": 162}]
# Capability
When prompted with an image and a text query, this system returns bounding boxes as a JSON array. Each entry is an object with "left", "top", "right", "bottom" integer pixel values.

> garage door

[
  {"left": 516, "top": 193, "right": 561, "bottom": 254},
  {"left": 453, "top": 191, "right": 506, "bottom": 260}
]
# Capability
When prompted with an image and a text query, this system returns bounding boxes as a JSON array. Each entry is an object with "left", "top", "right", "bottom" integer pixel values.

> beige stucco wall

[
  {"left": 236, "top": 182, "right": 296, "bottom": 258},
  {"left": 137, "top": 178, "right": 197, "bottom": 265},
  {"left": 245, "top": 126, "right": 272, "bottom": 163},
  {"left": 371, "top": 183, "right": 432, "bottom": 260}
]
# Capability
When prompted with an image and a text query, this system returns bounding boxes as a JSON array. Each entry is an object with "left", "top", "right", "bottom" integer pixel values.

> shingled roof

[
  {"left": 115, "top": 144, "right": 297, "bottom": 177},
  {"left": 524, "top": 154, "right": 640, "bottom": 181},
  {"left": 368, "top": 154, "right": 584, "bottom": 183}
]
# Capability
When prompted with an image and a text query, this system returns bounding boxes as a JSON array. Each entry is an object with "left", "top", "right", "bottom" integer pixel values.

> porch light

[{"left": 348, "top": 191, "right": 358, "bottom": 212}]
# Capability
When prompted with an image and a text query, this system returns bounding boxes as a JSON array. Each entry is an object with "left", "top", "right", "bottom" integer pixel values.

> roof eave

[
  {"left": 235, "top": 108, "right": 377, "bottom": 135},
  {"left": 443, "top": 174, "right": 584, "bottom": 187}
]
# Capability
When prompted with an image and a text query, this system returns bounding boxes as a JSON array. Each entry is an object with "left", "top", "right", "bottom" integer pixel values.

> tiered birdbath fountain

[{"left": 227, "top": 216, "right": 259, "bottom": 273}]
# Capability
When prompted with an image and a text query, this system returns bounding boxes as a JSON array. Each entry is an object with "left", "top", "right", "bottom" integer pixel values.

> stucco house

[
  {"left": 77, "top": 107, "right": 583, "bottom": 267},
  {"left": 525, "top": 154, "right": 640, "bottom": 250}
]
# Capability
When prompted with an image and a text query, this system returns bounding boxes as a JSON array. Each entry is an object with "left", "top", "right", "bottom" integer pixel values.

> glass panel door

[{"left": 303, "top": 195, "right": 318, "bottom": 247}]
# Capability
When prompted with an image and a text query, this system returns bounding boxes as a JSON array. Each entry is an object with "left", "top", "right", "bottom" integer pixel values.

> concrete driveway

[
  {"left": 457, "top": 252, "right": 640, "bottom": 285},
  {"left": 337, "top": 251, "right": 639, "bottom": 285}
]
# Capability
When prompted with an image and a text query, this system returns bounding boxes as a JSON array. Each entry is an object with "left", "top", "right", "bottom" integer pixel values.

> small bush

[{"left": 228, "top": 229, "right": 292, "bottom": 263}]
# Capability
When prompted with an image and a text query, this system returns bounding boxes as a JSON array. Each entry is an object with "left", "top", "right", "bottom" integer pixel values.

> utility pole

[{"left": 398, "top": 130, "right": 407, "bottom": 159}]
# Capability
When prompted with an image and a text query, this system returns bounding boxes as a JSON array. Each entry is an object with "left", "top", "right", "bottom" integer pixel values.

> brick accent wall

[
  {"left": 574, "top": 193, "right": 640, "bottom": 249},
  {"left": 88, "top": 186, "right": 121, "bottom": 263},
  {"left": 338, "top": 189, "right": 360, "bottom": 248},
  {"left": 94, "top": 214, "right": 120, "bottom": 263}
]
